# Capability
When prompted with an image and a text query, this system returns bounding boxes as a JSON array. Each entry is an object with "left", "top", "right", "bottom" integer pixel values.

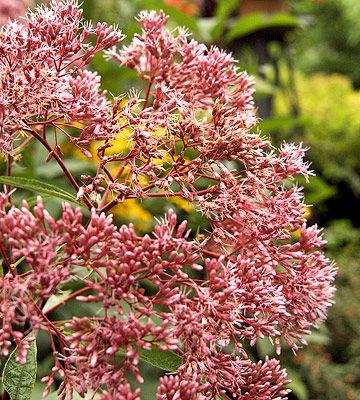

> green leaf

[
  {"left": 30, "top": 383, "right": 46, "bottom": 400},
  {"left": 197, "top": 17, "right": 217, "bottom": 44},
  {"left": 254, "top": 76, "right": 275, "bottom": 97},
  {"left": 214, "top": 0, "right": 239, "bottom": 19},
  {"left": 138, "top": 348, "right": 182, "bottom": 372},
  {"left": 286, "top": 368, "right": 308, "bottom": 400},
  {"left": 119, "top": 347, "right": 182, "bottom": 372},
  {"left": 42, "top": 290, "right": 72, "bottom": 313},
  {"left": 258, "top": 116, "right": 300, "bottom": 133},
  {"left": 212, "top": 0, "right": 239, "bottom": 40},
  {"left": 0, "top": 176, "right": 79, "bottom": 205},
  {"left": 226, "top": 12, "right": 299, "bottom": 42},
  {"left": 2, "top": 337, "right": 37, "bottom": 400},
  {"left": 302, "top": 175, "right": 337, "bottom": 205},
  {"left": 23, "top": 195, "right": 51, "bottom": 208}
]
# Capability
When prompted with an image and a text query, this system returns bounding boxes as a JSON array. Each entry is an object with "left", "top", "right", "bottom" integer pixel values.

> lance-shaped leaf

[
  {"left": 42, "top": 290, "right": 72, "bottom": 313},
  {"left": 138, "top": 348, "right": 182, "bottom": 371},
  {"left": 226, "top": 12, "right": 299, "bottom": 42},
  {"left": 119, "top": 347, "right": 182, "bottom": 372},
  {"left": 2, "top": 337, "right": 37, "bottom": 400},
  {"left": 0, "top": 176, "right": 79, "bottom": 205},
  {"left": 211, "top": 0, "right": 240, "bottom": 41}
]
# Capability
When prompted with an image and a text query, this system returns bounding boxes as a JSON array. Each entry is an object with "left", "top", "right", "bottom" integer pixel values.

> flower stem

[
  {"left": 25, "top": 125, "right": 93, "bottom": 210},
  {"left": 44, "top": 286, "right": 92, "bottom": 315}
]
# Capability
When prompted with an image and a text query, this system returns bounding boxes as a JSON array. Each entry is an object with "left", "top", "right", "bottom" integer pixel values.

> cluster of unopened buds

[{"left": 0, "top": 1, "right": 336, "bottom": 399}]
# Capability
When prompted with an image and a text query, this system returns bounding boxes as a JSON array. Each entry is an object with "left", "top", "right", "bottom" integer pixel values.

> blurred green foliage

[
  {"left": 270, "top": 4, "right": 360, "bottom": 399},
  {"left": 291, "top": 0, "right": 360, "bottom": 89},
  {"left": 279, "top": 220, "right": 360, "bottom": 400},
  {"left": 273, "top": 72, "right": 360, "bottom": 225}
]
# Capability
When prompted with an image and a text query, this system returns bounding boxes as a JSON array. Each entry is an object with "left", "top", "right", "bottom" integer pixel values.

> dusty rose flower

[
  {"left": 0, "top": 3, "right": 336, "bottom": 400},
  {"left": 0, "top": 0, "right": 123, "bottom": 155},
  {"left": 157, "top": 374, "right": 209, "bottom": 399}
]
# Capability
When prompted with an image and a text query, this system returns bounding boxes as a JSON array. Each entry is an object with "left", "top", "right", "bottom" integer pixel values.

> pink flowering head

[
  {"left": 0, "top": 5, "right": 336, "bottom": 400},
  {"left": 107, "top": 10, "right": 255, "bottom": 111},
  {"left": 0, "top": 0, "right": 123, "bottom": 155}
]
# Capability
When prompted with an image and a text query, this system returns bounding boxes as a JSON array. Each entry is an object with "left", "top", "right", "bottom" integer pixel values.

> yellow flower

[
  {"left": 291, "top": 206, "right": 312, "bottom": 239},
  {"left": 66, "top": 107, "right": 190, "bottom": 229},
  {"left": 67, "top": 120, "right": 153, "bottom": 229},
  {"left": 169, "top": 196, "right": 195, "bottom": 213},
  {"left": 301, "top": 206, "right": 312, "bottom": 220},
  {"left": 111, "top": 198, "right": 153, "bottom": 232}
]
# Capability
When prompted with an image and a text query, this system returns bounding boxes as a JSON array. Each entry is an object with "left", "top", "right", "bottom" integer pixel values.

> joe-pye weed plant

[{"left": 0, "top": 1, "right": 336, "bottom": 399}]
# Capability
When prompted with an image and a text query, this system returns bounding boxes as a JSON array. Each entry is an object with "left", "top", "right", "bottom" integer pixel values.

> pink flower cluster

[
  {"left": 0, "top": 2, "right": 336, "bottom": 399},
  {"left": 0, "top": 0, "right": 122, "bottom": 154}
]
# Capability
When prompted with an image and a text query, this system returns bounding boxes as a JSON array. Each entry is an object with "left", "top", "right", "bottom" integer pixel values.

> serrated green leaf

[
  {"left": 2, "top": 337, "right": 37, "bottom": 400},
  {"left": 226, "top": 12, "right": 299, "bottom": 42},
  {"left": 0, "top": 176, "right": 80, "bottom": 205}
]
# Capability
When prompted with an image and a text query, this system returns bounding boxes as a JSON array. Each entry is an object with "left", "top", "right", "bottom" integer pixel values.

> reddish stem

[
  {"left": 27, "top": 115, "right": 62, "bottom": 126},
  {"left": 44, "top": 286, "right": 92, "bottom": 315},
  {"left": 0, "top": 243, "right": 15, "bottom": 277},
  {"left": 30, "top": 298, "right": 66, "bottom": 347},
  {"left": 25, "top": 125, "right": 93, "bottom": 210},
  {"left": 142, "top": 78, "right": 154, "bottom": 110},
  {"left": 98, "top": 161, "right": 129, "bottom": 209},
  {"left": 98, "top": 188, "right": 213, "bottom": 214}
]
